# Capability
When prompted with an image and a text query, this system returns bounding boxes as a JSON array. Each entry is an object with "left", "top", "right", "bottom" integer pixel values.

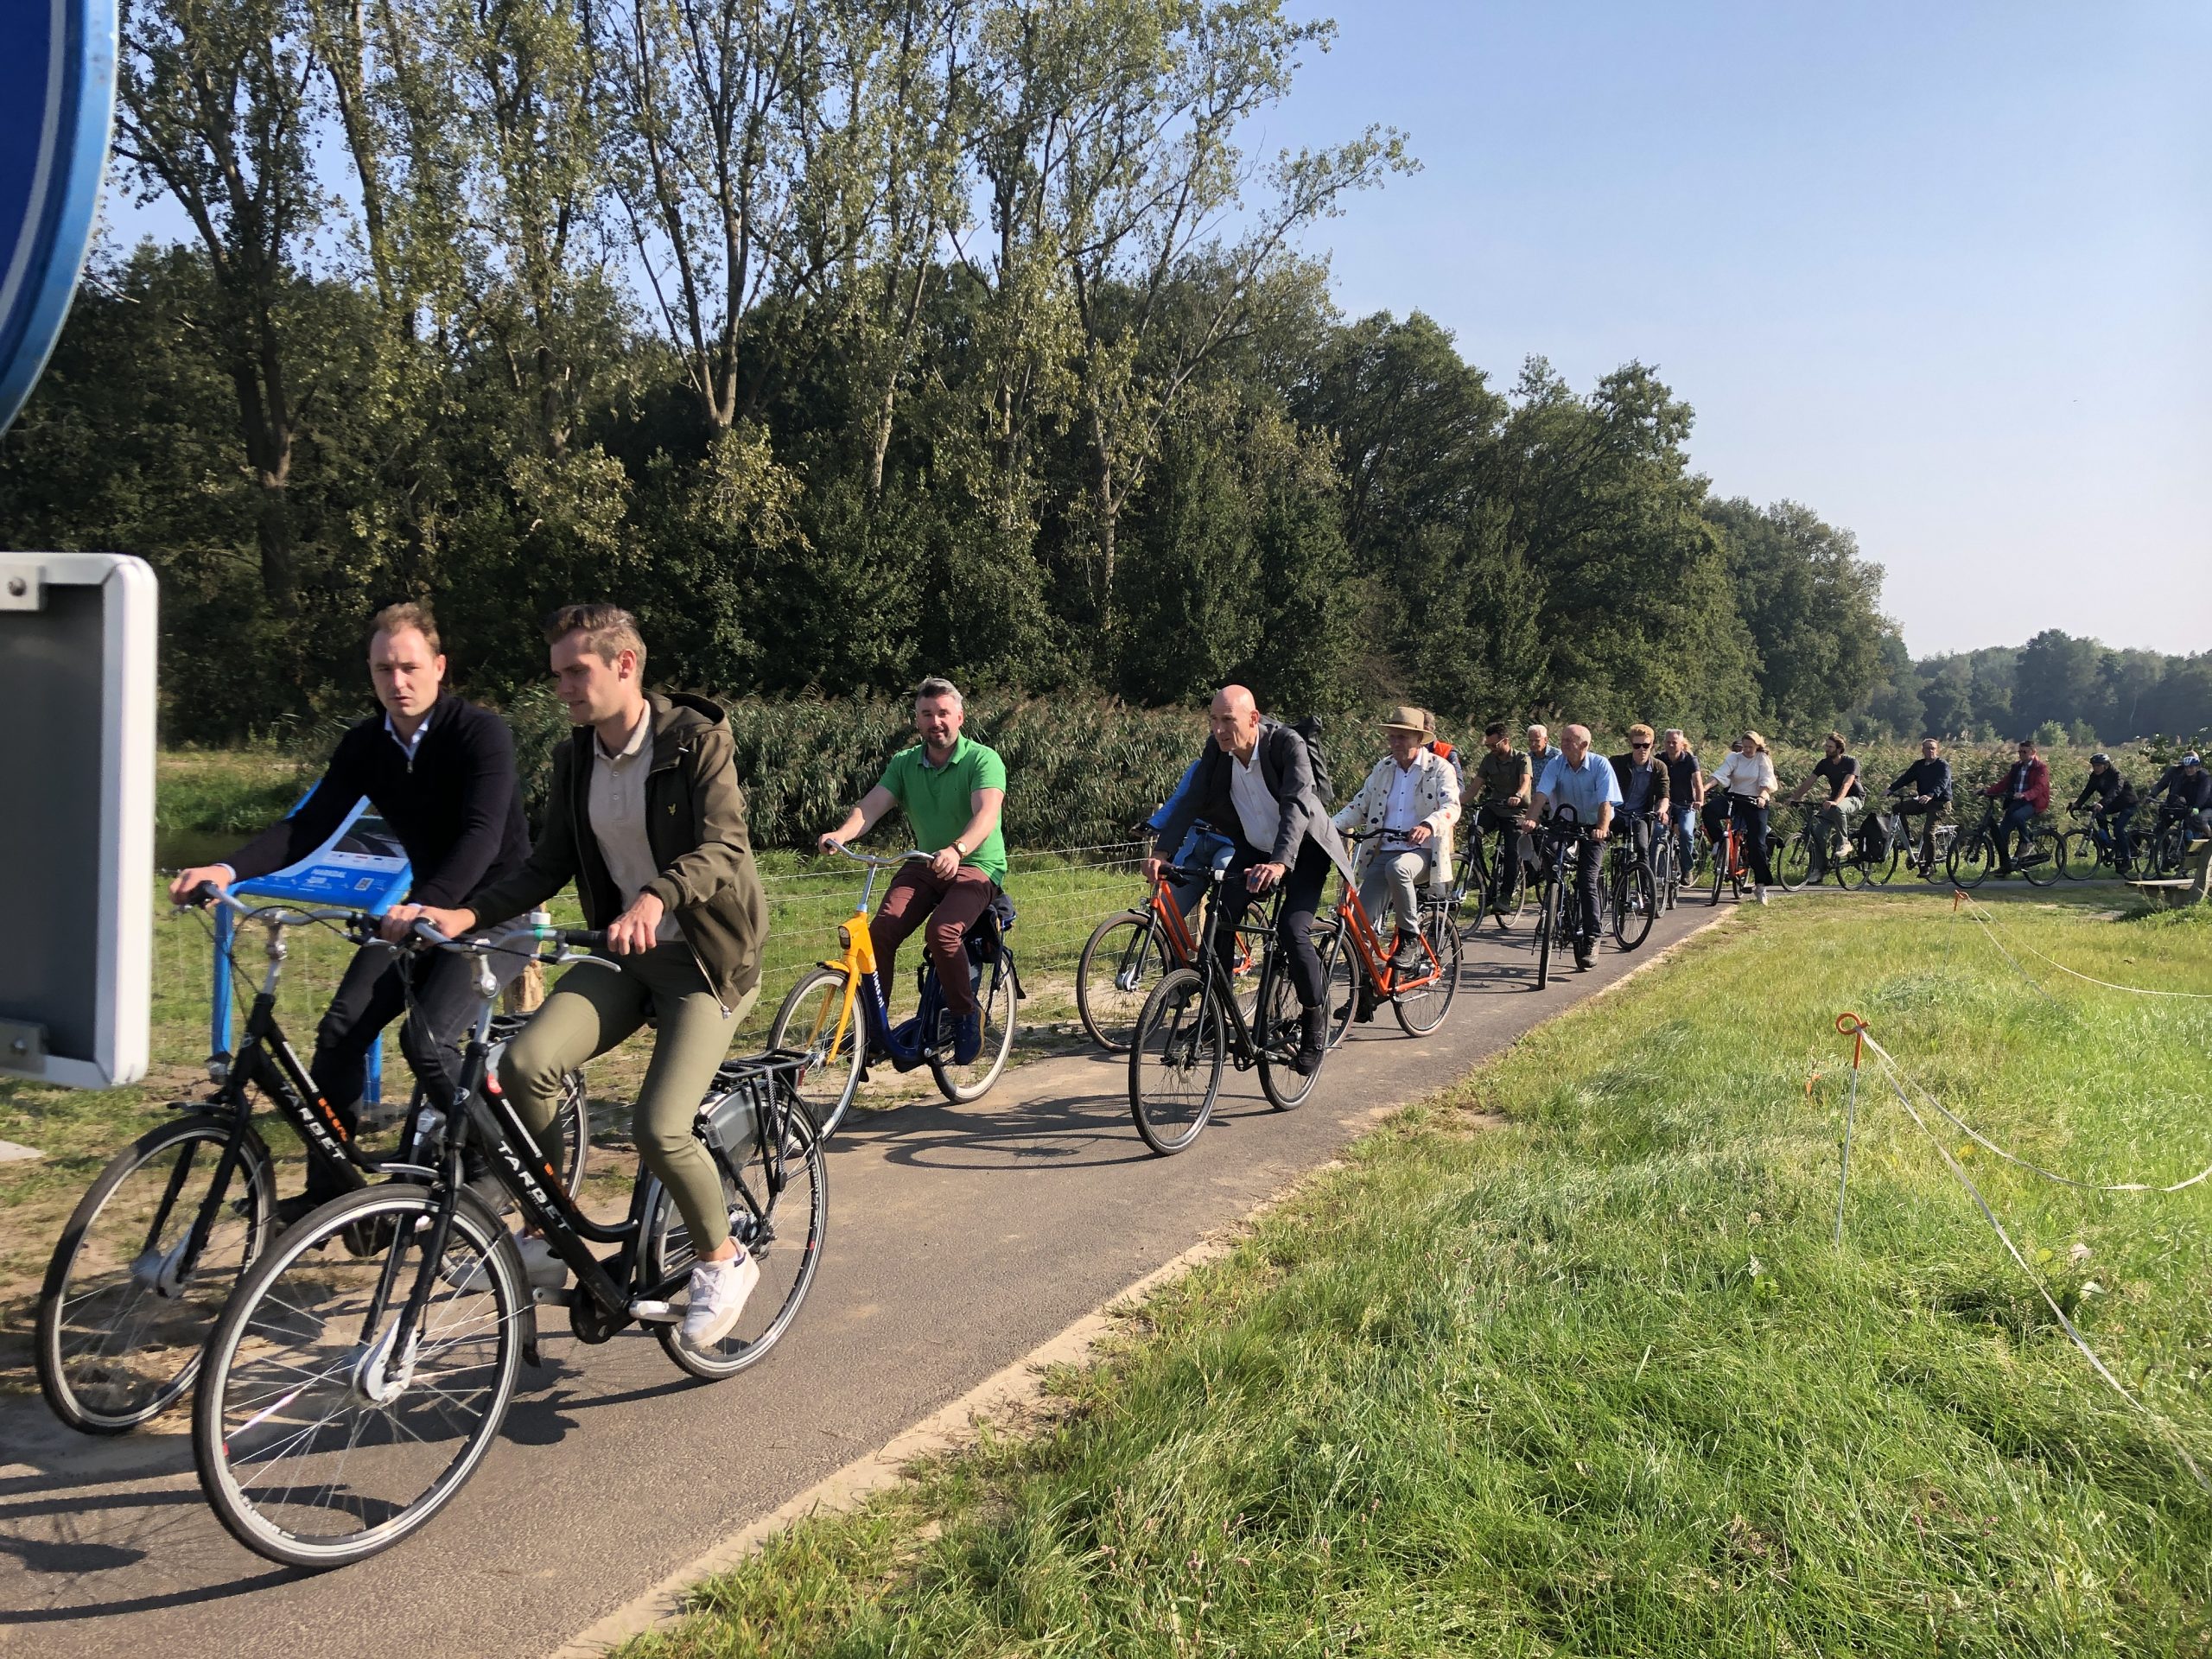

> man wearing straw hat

[{"left": 1333, "top": 708, "right": 1462, "bottom": 993}]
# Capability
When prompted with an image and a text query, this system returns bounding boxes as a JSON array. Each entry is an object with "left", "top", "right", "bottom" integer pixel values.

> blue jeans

[
  {"left": 1669, "top": 804, "right": 1698, "bottom": 874},
  {"left": 1164, "top": 829, "right": 1234, "bottom": 918},
  {"left": 2092, "top": 810, "right": 2132, "bottom": 869},
  {"left": 1996, "top": 801, "right": 2036, "bottom": 868}
]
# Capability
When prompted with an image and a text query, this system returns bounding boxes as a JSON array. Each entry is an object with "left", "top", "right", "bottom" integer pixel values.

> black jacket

[
  {"left": 2070, "top": 769, "right": 2136, "bottom": 813},
  {"left": 2147, "top": 766, "right": 2212, "bottom": 811},
  {"left": 1886, "top": 757, "right": 1953, "bottom": 804},
  {"left": 222, "top": 694, "right": 530, "bottom": 908},
  {"left": 1152, "top": 720, "right": 1351, "bottom": 875},
  {"left": 1608, "top": 753, "right": 1670, "bottom": 813}
]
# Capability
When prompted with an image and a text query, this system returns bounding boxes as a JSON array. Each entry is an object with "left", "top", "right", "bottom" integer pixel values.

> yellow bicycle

[{"left": 766, "top": 844, "right": 1020, "bottom": 1134}]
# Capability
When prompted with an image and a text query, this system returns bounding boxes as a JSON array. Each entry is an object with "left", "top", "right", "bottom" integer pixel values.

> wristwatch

[{"left": 952, "top": 839, "right": 969, "bottom": 857}]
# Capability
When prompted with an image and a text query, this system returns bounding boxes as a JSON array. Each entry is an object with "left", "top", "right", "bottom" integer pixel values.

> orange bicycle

[
  {"left": 1077, "top": 868, "right": 1253, "bottom": 1052},
  {"left": 1318, "top": 831, "right": 1463, "bottom": 1044}
]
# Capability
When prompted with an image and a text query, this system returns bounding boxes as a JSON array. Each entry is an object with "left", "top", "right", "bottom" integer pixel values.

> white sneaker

[
  {"left": 1754, "top": 885, "right": 1770, "bottom": 906},
  {"left": 446, "top": 1231, "right": 568, "bottom": 1293},
  {"left": 679, "top": 1249, "right": 760, "bottom": 1349}
]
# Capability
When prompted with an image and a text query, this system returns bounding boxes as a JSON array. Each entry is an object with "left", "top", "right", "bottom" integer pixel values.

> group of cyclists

[{"left": 159, "top": 596, "right": 2209, "bottom": 1370}]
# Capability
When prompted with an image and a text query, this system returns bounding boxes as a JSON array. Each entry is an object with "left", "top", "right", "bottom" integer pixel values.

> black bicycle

[
  {"left": 1949, "top": 801, "right": 2060, "bottom": 888},
  {"left": 1126, "top": 864, "right": 1336, "bottom": 1154},
  {"left": 1530, "top": 806, "right": 1605, "bottom": 990},
  {"left": 1452, "top": 813, "right": 1529, "bottom": 934},
  {"left": 191, "top": 918, "right": 826, "bottom": 1568},
  {"left": 33, "top": 887, "right": 587, "bottom": 1436},
  {"left": 1605, "top": 814, "right": 1662, "bottom": 950}
]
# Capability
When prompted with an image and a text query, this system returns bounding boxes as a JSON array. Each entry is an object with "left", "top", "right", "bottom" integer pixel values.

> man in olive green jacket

[{"left": 391, "top": 602, "right": 768, "bottom": 1352}]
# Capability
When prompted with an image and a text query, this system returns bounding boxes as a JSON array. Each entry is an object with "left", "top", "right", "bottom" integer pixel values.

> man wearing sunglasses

[{"left": 1609, "top": 723, "right": 1672, "bottom": 874}]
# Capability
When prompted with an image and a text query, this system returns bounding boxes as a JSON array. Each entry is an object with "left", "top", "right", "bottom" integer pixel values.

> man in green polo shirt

[{"left": 818, "top": 676, "right": 1007, "bottom": 1064}]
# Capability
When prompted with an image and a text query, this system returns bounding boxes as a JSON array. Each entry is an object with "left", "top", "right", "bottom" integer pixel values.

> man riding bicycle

[
  {"left": 1786, "top": 731, "right": 1865, "bottom": 877},
  {"left": 1470, "top": 719, "right": 1533, "bottom": 887},
  {"left": 1608, "top": 724, "right": 1671, "bottom": 869},
  {"left": 2143, "top": 752, "right": 2211, "bottom": 855},
  {"left": 391, "top": 603, "right": 771, "bottom": 1350},
  {"left": 1980, "top": 738, "right": 2051, "bottom": 877},
  {"left": 1147, "top": 684, "right": 1352, "bottom": 1076},
  {"left": 2069, "top": 753, "right": 2139, "bottom": 873},
  {"left": 169, "top": 602, "right": 531, "bottom": 1228},
  {"left": 1886, "top": 738, "right": 1953, "bottom": 874},
  {"left": 1522, "top": 723, "right": 1620, "bottom": 972},
  {"left": 1658, "top": 729, "right": 1701, "bottom": 877},
  {"left": 1332, "top": 707, "right": 1461, "bottom": 1020},
  {"left": 817, "top": 677, "right": 1007, "bottom": 1066}
]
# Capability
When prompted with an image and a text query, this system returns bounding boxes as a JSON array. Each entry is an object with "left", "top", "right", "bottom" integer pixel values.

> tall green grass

[{"left": 624, "top": 893, "right": 2212, "bottom": 1658}]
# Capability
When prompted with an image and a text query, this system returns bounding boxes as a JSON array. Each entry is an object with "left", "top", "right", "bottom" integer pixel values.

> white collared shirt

[
  {"left": 385, "top": 711, "right": 429, "bottom": 766},
  {"left": 588, "top": 706, "right": 680, "bottom": 942},
  {"left": 1228, "top": 749, "right": 1282, "bottom": 854},
  {"left": 1383, "top": 760, "right": 1424, "bottom": 833}
]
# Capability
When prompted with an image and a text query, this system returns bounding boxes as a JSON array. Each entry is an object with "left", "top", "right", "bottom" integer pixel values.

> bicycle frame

[
  {"left": 1336, "top": 834, "right": 1444, "bottom": 995},
  {"left": 1182, "top": 866, "right": 1294, "bottom": 1067}
]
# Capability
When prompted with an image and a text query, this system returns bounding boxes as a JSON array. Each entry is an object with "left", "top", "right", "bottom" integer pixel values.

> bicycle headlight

[{"left": 836, "top": 924, "right": 853, "bottom": 949}]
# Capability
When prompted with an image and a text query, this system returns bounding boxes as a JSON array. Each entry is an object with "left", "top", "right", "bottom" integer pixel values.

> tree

[{"left": 1704, "top": 496, "right": 1885, "bottom": 735}]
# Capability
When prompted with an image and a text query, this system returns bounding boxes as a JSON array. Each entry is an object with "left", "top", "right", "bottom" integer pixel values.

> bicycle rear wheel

[
  {"left": 1128, "top": 969, "right": 1223, "bottom": 1155},
  {"left": 1394, "top": 902, "right": 1462, "bottom": 1035},
  {"left": 2020, "top": 830, "right": 2061, "bottom": 887},
  {"left": 37, "top": 1114, "right": 275, "bottom": 1434},
  {"left": 1773, "top": 831, "right": 1812, "bottom": 892},
  {"left": 1535, "top": 872, "right": 1559, "bottom": 988},
  {"left": 1256, "top": 963, "right": 1320, "bottom": 1110},
  {"left": 1075, "top": 912, "right": 1167, "bottom": 1052},
  {"left": 1492, "top": 851, "right": 1529, "bottom": 930},
  {"left": 1611, "top": 859, "right": 1656, "bottom": 950},
  {"left": 646, "top": 1099, "right": 827, "bottom": 1381},
  {"left": 1452, "top": 845, "right": 1487, "bottom": 937},
  {"left": 930, "top": 953, "right": 1018, "bottom": 1103},
  {"left": 193, "top": 1184, "right": 520, "bottom": 1568},
  {"left": 767, "top": 964, "right": 863, "bottom": 1135}
]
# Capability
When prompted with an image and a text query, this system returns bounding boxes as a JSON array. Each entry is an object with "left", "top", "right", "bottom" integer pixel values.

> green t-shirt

[{"left": 879, "top": 734, "right": 1008, "bottom": 883}]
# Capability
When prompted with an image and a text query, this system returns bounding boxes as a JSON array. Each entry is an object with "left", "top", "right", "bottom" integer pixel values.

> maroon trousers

[{"left": 872, "top": 863, "right": 995, "bottom": 1017}]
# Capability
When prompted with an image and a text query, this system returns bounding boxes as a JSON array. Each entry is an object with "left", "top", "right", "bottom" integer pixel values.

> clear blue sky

[{"left": 1260, "top": 0, "right": 2210, "bottom": 658}]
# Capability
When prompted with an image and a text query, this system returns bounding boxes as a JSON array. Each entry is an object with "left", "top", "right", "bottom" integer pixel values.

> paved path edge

[{"left": 551, "top": 908, "right": 1738, "bottom": 1658}]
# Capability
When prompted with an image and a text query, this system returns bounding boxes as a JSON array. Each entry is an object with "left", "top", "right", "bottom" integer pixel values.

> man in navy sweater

[{"left": 170, "top": 602, "right": 531, "bottom": 1221}]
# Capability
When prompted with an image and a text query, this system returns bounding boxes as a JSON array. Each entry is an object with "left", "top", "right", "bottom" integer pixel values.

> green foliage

[{"left": 1887, "top": 632, "right": 2212, "bottom": 746}]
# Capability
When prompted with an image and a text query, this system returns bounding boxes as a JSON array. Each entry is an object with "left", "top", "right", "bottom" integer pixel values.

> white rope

[
  {"left": 1961, "top": 894, "right": 2212, "bottom": 1001},
  {"left": 1858, "top": 1028, "right": 2212, "bottom": 1196},
  {"left": 1861, "top": 1050, "right": 2209, "bottom": 1489}
]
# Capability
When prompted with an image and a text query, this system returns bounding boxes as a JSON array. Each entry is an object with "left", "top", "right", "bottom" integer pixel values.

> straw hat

[{"left": 1383, "top": 705, "right": 1432, "bottom": 735}]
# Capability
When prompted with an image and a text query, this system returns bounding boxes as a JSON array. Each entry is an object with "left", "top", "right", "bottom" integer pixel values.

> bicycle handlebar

[
  {"left": 819, "top": 840, "right": 932, "bottom": 869},
  {"left": 177, "top": 882, "right": 374, "bottom": 934},
  {"left": 402, "top": 916, "right": 608, "bottom": 963}
]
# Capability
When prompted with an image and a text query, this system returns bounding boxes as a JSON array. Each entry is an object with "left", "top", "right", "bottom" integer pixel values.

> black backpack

[{"left": 1288, "top": 715, "right": 1333, "bottom": 806}]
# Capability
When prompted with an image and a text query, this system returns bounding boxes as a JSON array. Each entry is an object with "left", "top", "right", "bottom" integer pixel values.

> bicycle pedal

[{"left": 628, "top": 1298, "right": 679, "bottom": 1324}]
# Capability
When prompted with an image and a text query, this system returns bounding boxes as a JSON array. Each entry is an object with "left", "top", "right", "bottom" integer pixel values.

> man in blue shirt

[{"left": 1523, "top": 723, "right": 1622, "bottom": 971}]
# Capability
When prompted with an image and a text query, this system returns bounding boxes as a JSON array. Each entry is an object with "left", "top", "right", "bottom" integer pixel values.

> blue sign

[
  {"left": 236, "top": 792, "right": 416, "bottom": 913},
  {"left": 0, "top": 0, "right": 117, "bottom": 435}
]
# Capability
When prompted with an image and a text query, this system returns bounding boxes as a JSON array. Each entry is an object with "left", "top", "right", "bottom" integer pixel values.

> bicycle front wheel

[
  {"left": 646, "top": 1099, "right": 828, "bottom": 1382},
  {"left": 767, "top": 964, "right": 863, "bottom": 1136},
  {"left": 1075, "top": 912, "right": 1167, "bottom": 1052},
  {"left": 2057, "top": 830, "right": 2098, "bottom": 881},
  {"left": 193, "top": 1185, "right": 521, "bottom": 1568},
  {"left": 1394, "top": 903, "right": 1462, "bottom": 1036},
  {"left": 37, "top": 1113, "right": 275, "bottom": 1434},
  {"left": 1319, "top": 917, "right": 1357, "bottom": 1050},
  {"left": 1535, "top": 874, "right": 1559, "bottom": 988},
  {"left": 930, "top": 953, "right": 1018, "bottom": 1103},
  {"left": 1611, "top": 860, "right": 1656, "bottom": 950},
  {"left": 1128, "top": 969, "right": 1223, "bottom": 1155},
  {"left": 1950, "top": 831, "right": 1995, "bottom": 888}
]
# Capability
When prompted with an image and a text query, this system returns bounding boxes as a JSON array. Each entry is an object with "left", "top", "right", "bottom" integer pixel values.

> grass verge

[{"left": 623, "top": 893, "right": 2212, "bottom": 1657}]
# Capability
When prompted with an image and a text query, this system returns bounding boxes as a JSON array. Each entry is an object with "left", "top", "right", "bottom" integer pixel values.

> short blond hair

[
  {"left": 1626, "top": 723, "right": 1654, "bottom": 745},
  {"left": 543, "top": 602, "right": 646, "bottom": 673},
  {"left": 370, "top": 601, "right": 441, "bottom": 655}
]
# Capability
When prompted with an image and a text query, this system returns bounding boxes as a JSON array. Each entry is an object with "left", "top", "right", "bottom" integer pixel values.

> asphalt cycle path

[{"left": 0, "top": 899, "right": 1725, "bottom": 1656}]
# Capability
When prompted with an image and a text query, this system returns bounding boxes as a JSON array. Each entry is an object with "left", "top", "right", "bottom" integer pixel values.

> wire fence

[{"left": 143, "top": 841, "right": 1155, "bottom": 1080}]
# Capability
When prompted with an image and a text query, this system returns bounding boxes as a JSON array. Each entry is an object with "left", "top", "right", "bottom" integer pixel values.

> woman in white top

[{"left": 1709, "top": 729, "right": 1779, "bottom": 901}]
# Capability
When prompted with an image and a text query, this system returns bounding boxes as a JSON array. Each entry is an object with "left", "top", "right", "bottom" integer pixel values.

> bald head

[
  {"left": 1209, "top": 683, "right": 1262, "bottom": 760},
  {"left": 1561, "top": 723, "right": 1592, "bottom": 761}
]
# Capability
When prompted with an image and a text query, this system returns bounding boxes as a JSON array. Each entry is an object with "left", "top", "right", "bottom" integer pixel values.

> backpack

[{"left": 1288, "top": 715, "right": 1333, "bottom": 806}]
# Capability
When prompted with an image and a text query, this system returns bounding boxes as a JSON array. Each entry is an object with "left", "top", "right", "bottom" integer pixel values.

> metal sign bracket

[{"left": 0, "top": 560, "right": 47, "bottom": 611}]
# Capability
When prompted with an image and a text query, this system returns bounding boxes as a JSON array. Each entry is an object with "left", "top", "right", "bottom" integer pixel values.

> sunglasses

[{"left": 1630, "top": 741, "right": 1650, "bottom": 750}]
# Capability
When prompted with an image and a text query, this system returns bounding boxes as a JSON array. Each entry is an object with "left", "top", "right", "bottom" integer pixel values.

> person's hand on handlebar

[
  {"left": 169, "top": 865, "right": 232, "bottom": 905},
  {"left": 1141, "top": 854, "right": 1167, "bottom": 883},
  {"left": 384, "top": 902, "right": 477, "bottom": 943},
  {"left": 1404, "top": 823, "right": 1433, "bottom": 846},
  {"left": 816, "top": 833, "right": 844, "bottom": 855},
  {"left": 1246, "top": 861, "right": 1287, "bottom": 893},
  {"left": 606, "top": 892, "right": 664, "bottom": 956},
  {"left": 928, "top": 845, "right": 963, "bottom": 880}
]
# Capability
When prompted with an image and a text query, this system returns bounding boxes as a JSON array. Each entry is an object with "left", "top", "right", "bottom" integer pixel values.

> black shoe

[
  {"left": 1293, "top": 1008, "right": 1327, "bottom": 1076},
  {"left": 1389, "top": 931, "right": 1425, "bottom": 972},
  {"left": 1573, "top": 947, "right": 1593, "bottom": 972},
  {"left": 272, "top": 1191, "right": 322, "bottom": 1232}
]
